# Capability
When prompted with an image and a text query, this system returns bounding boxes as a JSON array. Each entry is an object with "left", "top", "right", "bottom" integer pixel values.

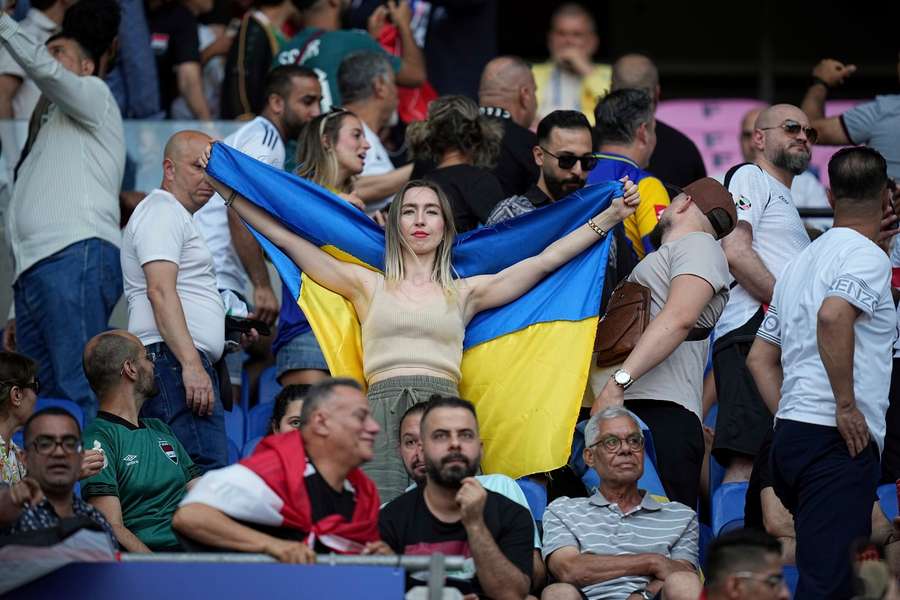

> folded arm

[
  {"left": 87, "top": 495, "right": 152, "bottom": 552},
  {"left": 547, "top": 546, "right": 693, "bottom": 588}
]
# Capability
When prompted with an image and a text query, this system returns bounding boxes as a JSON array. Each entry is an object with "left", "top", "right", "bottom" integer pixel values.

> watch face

[{"left": 615, "top": 370, "right": 630, "bottom": 385}]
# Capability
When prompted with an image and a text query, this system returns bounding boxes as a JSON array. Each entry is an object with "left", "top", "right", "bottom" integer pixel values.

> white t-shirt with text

[
  {"left": 716, "top": 164, "right": 810, "bottom": 338},
  {"left": 757, "top": 227, "right": 895, "bottom": 451}
]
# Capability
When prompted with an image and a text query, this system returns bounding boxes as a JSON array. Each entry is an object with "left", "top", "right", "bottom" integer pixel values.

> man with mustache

[
  {"left": 486, "top": 109, "right": 595, "bottom": 226},
  {"left": 0, "top": 408, "right": 117, "bottom": 549},
  {"left": 542, "top": 407, "right": 701, "bottom": 600},
  {"left": 711, "top": 104, "right": 814, "bottom": 487},
  {"left": 121, "top": 131, "right": 228, "bottom": 473},
  {"left": 379, "top": 396, "right": 534, "bottom": 600},
  {"left": 80, "top": 330, "right": 201, "bottom": 552}
]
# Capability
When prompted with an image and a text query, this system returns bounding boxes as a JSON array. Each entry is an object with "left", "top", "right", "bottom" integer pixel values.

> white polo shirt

[
  {"left": 716, "top": 164, "right": 810, "bottom": 338},
  {"left": 757, "top": 227, "right": 895, "bottom": 451},
  {"left": 123, "top": 189, "right": 226, "bottom": 362},
  {"left": 194, "top": 116, "right": 285, "bottom": 297}
]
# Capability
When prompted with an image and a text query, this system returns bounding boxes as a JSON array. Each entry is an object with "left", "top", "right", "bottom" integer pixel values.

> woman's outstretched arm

[
  {"left": 200, "top": 143, "right": 374, "bottom": 304},
  {"left": 462, "top": 177, "right": 640, "bottom": 322}
]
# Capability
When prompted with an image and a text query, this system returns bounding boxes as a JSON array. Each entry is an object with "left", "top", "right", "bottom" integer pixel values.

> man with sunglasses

[
  {"left": 80, "top": 330, "right": 201, "bottom": 552},
  {"left": 0, "top": 407, "right": 116, "bottom": 549},
  {"left": 542, "top": 407, "right": 701, "bottom": 600},
  {"left": 485, "top": 109, "right": 595, "bottom": 226},
  {"left": 712, "top": 103, "right": 814, "bottom": 487},
  {"left": 702, "top": 529, "right": 789, "bottom": 600}
]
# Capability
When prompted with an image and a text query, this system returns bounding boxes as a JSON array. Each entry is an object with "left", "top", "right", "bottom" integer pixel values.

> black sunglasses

[
  {"left": 0, "top": 377, "right": 39, "bottom": 394},
  {"left": 758, "top": 119, "right": 818, "bottom": 145},
  {"left": 541, "top": 148, "right": 598, "bottom": 171}
]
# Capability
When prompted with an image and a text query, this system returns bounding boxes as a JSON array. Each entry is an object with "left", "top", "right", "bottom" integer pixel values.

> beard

[
  {"left": 543, "top": 171, "right": 586, "bottom": 202},
  {"left": 648, "top": 214, "right": 672, "bottom": 249},
  {"left": 424, "top": 451, "right": 478, "bottom": 489},
  {"left": 771, "top": 144, "right": 811, "bottom": 175},
  {"left": 137, "top": 365, "right": 160, "bottom": 399}
]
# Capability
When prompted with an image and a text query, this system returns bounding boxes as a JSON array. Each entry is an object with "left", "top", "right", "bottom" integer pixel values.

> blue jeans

[
  {"left": 140, "top": 342, "right": 227, "bottom": 474},
  {"left": 14, "top": 239, "right": 122, "bottom": 421}
]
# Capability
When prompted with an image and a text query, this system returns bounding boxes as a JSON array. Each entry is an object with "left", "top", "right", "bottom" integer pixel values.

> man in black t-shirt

[
  {"left": 379, "top": 396, "right": 533, "bottom": 598},
  {"left": 478, "top": 56, "right": 540, "bottom": 198},
  {"left": 149, "top": 0, "right": 211, "bottom": 119}
]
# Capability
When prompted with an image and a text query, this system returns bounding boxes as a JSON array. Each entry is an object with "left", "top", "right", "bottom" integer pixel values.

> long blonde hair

[
  {"left": 294, "top": 109, "right": 358, "bottom": 193},
  {"left": 384, "top": 180, "right": 457, "bottom": 291},
  {"left": 406, "top": 95, "right": 503, "bottom": 169}
]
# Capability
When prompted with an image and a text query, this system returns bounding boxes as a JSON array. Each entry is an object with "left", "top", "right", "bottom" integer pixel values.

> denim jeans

[
  {"left": 141, "top": 342, "right": 227, "bottom": 474},
  {"left": 14, "top": 239, "right": 122, "bottom": 421}
]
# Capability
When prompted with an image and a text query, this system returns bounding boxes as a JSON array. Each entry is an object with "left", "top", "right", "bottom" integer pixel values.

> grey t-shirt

[
  {"left": 842, "top": 95, "right": 900, "bottom": 181},
  {"left": 623, "top": 232, "right": 730, "bottom": 418}
]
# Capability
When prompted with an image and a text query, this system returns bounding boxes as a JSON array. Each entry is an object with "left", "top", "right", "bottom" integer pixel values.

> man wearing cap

[{"left": 592, "top": 177, "right": 737, "bottom": 509}]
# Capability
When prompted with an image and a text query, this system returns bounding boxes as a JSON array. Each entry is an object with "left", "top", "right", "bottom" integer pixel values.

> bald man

[
  {"left": 734, "top": 107, "right": 830, "bottom": 231},
  {"left": 712, "top": 104, "right": 813, "bottom": 483},
  {"left": 478, "top": 55, "right": 540, "bottom": 196},
  {"left": 80, "top": 330, "right": 200, "bottom": 552},
  {"left": 611, "top": 53, "right": 707, "bottom": 188},
  {"left": 121, "top": 130, "right": 228, "bottom": 474}
]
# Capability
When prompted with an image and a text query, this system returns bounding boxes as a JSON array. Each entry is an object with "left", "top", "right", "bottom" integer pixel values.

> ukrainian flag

[{"left": 207, "top": 143, "right": 619, "bottom": 478}]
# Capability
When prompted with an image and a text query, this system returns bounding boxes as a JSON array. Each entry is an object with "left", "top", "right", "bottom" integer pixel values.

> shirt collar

[
  {"left": 27, "top": 9, "right": 59, "bottom": 33},
  {"left": 589, "top": 488, "right": 662, "bottom": 512},
  {"left": 524, "top": 184, "right": 553, "bottom": 208},
  {"left": 480, "top": 106, "right": 511, "bottom": 120},
  {"left": 97, "top": 411, "right": 144, "bottom": 431},
  {"left": 594, "top": 152, "right": 640, "bottom": 170}
]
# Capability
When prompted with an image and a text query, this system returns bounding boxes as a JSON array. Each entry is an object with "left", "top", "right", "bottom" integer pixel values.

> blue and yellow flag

[{"left": 208, "top": 143, "right": 619, "bottom": 478}]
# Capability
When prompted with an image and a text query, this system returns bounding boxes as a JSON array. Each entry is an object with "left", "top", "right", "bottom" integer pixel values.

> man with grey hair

[
  {"left": 611, "top": 53, "right": 706, "bottom": 188},
  {"left": 173, "top": 377, "right": 386, "bottom": 562},
  {"left": 338, "top": 50, "right": 406, "bottom": 211},
  {"left": 542, "top": 406, "right": 701, "bottom": 600},
  {"left": 478, "top": 55, "right": 540, "bottom": 196}
]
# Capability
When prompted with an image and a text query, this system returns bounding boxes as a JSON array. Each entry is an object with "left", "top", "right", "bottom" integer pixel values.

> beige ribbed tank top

[{"left": 361, "top": 279, "right": 465, "bottom": 383}]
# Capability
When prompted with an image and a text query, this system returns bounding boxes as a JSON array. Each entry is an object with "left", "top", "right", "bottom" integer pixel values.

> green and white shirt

[{"left": 81, "top": 412, "right": 201, "bottom": 550}]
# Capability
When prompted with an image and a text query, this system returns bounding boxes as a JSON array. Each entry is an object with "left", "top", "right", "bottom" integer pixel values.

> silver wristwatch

[{"left": 612, "top": 368, "right": 634, "bottom": 390}]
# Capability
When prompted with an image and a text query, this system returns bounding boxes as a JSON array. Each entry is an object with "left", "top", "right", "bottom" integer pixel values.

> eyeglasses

[
  {"left": 30, "top": 435, "right": 82, "bottom": 455},
  {"left": 589, "top": 434, "right": 645, "bottom": 453},
  {"left": 540, "top": 148, "right": 598, "bottom": 171},
  {"left": 733, "top": 572, "right": 785, "bottom": 589},
  {"left": 758, "top": 119, "right": 818, "bottom": 144},
  {"left": 0, "top": 378, "right": 39, "bottom": 394}
]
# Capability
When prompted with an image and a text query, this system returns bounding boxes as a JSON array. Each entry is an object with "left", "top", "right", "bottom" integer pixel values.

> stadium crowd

[{"left": 0, "top": 0, "right": 900, "bottom": 598}]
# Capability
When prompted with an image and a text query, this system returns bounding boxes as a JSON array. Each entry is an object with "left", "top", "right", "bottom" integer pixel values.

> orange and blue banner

[{"left": 207, "top": 143, "right": 621, "bottom": 478}]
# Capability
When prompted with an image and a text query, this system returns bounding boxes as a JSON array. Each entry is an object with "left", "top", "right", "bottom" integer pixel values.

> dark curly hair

[
  {"left": 407, "top": 95, "right": 503, "bottom": 169},
  {"left": 61, "top": 0, "right": 121, "bottom": 72}
]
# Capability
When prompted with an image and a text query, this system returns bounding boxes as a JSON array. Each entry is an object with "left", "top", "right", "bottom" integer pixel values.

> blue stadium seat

[
  {"left": 783, "top": 565, "right": 798, "bottom": 597},
  {"left": 224, "top": 404, "right": 245, "bottom": 448},
  {"left": 18, "top": 398, "right": 86, "bottom": 446},
  {"left": 712, "top": 481, "right": 748, "bottom": 536},
  {"left": 240, "top": 367, "right": 251, "bottom": 410},
  {"left": 877, "top": 483, "right": 898, "bottom": 521},
  {"left": 516, "top": 477, "right": 547, "bottom": 522},
  {"left": 246, "top": 403, "right": 274, "bottom": 441},
  {"left": 36, "top": 398, "right": 85, "bottom": 429},
  {"left": 257, "top": 366, "right": 282, "bottom": 405},
  {"left": 227, "top": 439, "right": 241, "bottom": 464},
  {"left": 705, "top": 404, "right": 725, "bottom": 499},
  {"left": 242, "top": 436, "right": 263, "bottom": 458}
]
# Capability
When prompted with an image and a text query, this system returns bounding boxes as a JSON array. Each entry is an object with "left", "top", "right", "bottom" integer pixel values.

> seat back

[
  {"left": 242, "top": 436, "right": 263, "bottom": 458},
  {"left": 224, "top": 404, "right": 245, "bottom": 447},
  {"left": 246, "top": 403, "right": 274, "bottom": 441},
  {"left": 257, "top": 366, "right": 282, "bottom": 405},
  {"left": 516, "top": 477, "right": 548, "bottom": 522},
  {"left": 711, "top": 481, "right": 748, "bottom": 536}
]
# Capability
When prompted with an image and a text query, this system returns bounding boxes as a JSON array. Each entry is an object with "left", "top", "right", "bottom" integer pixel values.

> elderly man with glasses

[
  {"left": 0, "top": 407, "right": 116, "bottom": 549},
  {"left": 541, "top": 407, "right": 701, "bottom": 600}
]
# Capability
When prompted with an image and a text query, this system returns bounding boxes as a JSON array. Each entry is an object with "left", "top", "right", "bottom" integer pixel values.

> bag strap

[{"left": 685, "top": 326, "right": 713, "bottom": 342}]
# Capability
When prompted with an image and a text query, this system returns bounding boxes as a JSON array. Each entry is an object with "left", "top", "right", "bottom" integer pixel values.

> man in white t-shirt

[
  {"left": 338, "top": 50, "right": 407, "bottom": 212},
  {"left": 712, "top": 104, "right": 813, "bottom": 484},
  {"left": 747, "top": 147, "right": 896, "bottom": 599},
  {"left": 592, "top": 177, "right": 736, "bottom": 509},
  {"left": 122, "top": 130, "right": 227, "bottom": 473},
  {"left": 193, "top": 65, "right": 322, "bottom": 395}
]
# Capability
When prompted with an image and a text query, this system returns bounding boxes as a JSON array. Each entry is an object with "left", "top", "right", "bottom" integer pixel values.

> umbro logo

[{"left": 123, "top": 454, "right": 139, "bottom": 466}]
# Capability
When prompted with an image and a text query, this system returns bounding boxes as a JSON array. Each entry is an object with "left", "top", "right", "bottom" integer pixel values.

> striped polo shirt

[{"left": 542, "top": 490, "right": 699, "bottom": 600}]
